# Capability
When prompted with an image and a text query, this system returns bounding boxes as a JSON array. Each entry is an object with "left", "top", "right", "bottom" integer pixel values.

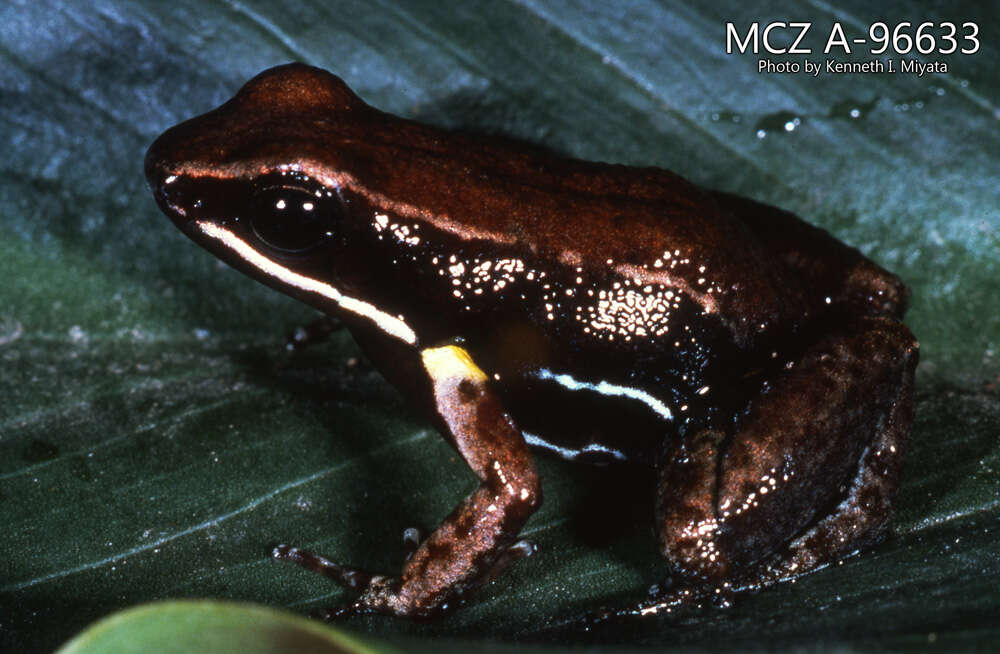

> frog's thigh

[
  {"left": 655, "top": 316, "right": 918, "bottom": 584},
  {"left": 358, "top": 345, "right": 541, "bottom": 616},
  {"left": 712, "top": 191, "right": 909, "bottom": 318}
]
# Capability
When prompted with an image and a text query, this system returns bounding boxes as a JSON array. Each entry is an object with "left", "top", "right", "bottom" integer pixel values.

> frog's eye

[{"left": 249, "top": 186, "right": 339, "bottom": 252}]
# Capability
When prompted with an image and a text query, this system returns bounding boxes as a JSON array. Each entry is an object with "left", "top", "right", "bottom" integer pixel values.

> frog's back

[
  {"left": 166, "top": 64, "right": 801, "bottom": 351},
  {"left": 359, "top": 116, "right": 800, "bottom": 352}
]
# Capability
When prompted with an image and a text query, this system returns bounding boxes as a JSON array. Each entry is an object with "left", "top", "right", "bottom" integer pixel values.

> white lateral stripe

[
  {"left": 523, "top": 432, "right": 626, "bottom": 462},
  {"left": 534, "top": 368, "right": 673, "bottom": 420},
  {"left": 196, "top": 221, "right": 416, "bottom": 344}
]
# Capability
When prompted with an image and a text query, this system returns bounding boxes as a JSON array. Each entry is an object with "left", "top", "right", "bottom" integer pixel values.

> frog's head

[{"left": 145, "top": 64, "right": 417, "bottom": 344}]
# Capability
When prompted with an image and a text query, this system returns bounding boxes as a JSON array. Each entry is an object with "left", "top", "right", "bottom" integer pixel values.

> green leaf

[
  {"left": 2, "top": 0, "right": 998, "bottom": 652},
  {"left": 54, "top": 600, "right": 382, "bottom": 654}
]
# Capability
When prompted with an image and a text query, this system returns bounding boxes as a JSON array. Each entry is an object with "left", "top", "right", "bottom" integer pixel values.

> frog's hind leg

[{"left": 631, "top": 315, "right": 917, "bottom": 619}]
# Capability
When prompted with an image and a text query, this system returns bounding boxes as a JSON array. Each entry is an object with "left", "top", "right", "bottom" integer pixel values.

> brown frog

[{"left": 145, "top": 64, "right": 918, "bottom": 620}]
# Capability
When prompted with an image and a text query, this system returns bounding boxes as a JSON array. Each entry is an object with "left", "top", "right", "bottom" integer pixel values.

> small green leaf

[{"left": 54, "top": 600, "right": 383, "bottom": 654}]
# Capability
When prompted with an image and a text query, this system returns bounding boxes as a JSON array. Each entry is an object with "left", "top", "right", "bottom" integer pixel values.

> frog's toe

[
  {"left": 479, "top": 538, "right": 536, "bottom": 584},
  {"left": 502, "top": 539, "right": 537, "bottom": 569},
  {"left": 271, "top": 543, "right": 372, "bottom": 590},
  {"left": 507, "top": 538, "right": 536, "bottom": 559},
  {"left": 401, "top": 527, "right": 424, "bottom": 559}
]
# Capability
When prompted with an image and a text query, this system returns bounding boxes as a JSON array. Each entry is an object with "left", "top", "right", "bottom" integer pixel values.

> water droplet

[
  {"left": 709, "top": 110, "right": 743, "bottom": 124},
  {"left": 828, "top": 97, "right": 878, "bottom": 121},
  {"left": 892, "top": 95, "right": 934, "bottom": 114},
  {"left": 754, "top": 111, "right": 803, "bottom": 138},
  {"left": 68, "top": 324, "right": 89, "bottom": 344}
]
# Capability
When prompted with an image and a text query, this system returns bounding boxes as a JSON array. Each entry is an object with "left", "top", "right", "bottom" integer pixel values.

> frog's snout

[
  {"left": 145, "top": 157, "right": 190, "bottom": 228},
  {"left": 145, "top": 132, "right": 229, "bottom": 234},
  {"left": 145, "top": 134, "right": 184, "bottom": 223}
]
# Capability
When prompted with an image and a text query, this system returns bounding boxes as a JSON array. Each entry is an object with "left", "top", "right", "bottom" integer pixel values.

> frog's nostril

[
  {"left": 147, "top": 168, "right": 194, "bottom": 225},
  {"left": 159, "top": 178, "right": 181, "bottom": 203}
]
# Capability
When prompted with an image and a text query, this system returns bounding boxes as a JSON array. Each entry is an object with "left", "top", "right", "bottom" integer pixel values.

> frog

[{"left": 144, "top": 63, "right": 918, "bottom": 620}]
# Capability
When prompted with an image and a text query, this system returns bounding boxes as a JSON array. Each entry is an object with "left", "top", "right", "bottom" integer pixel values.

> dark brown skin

[{"left": 145, "top": 63, "right": 918, "bottom": 620}]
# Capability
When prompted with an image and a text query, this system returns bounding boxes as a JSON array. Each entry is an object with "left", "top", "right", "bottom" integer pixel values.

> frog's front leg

[
  {"left": 276, "top": 344, "right": 541, "bottom": 618},
  {"left": 643, "top": 315, "right": 917, "bottom": 614}
]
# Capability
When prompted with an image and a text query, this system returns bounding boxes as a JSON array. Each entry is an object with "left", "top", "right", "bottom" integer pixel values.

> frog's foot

[
  {"left": 652, "top": 316, "right": 918, "bottom": 606},
  {"left": 271, "top": 545, "right": 431, "bottom": 619},
  {"left": 273, "top": 536, "right": 537, "bottom": 619},
  {"left": 269, "top": 543, "right": 411, "bottom": 618},
  {"left": 270, "top": 528, "right": 426, "bottom": 580},
  {"left": 284, "top": 316, "right": 342, "bottom": 352},
  {"left": 272, "top": 544, "right": 371, "bottom": 591}
]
